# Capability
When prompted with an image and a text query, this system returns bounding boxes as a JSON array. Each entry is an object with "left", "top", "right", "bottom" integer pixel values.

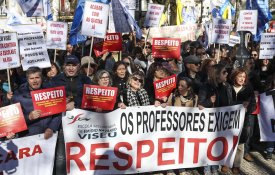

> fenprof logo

[{"left": 67, "top": 113, "right": 90, "bottom": 125}]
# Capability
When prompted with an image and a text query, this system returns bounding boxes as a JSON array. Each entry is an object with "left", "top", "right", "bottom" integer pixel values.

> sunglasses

[
  {"left": 145, "top": 46, "right": 151, "bottom": 49},
  {"left": 132, "top": 76, "right": 143, "bottom": 83},
  {"left": 194, "top": 62, "right": 201, "bottom": 66}
]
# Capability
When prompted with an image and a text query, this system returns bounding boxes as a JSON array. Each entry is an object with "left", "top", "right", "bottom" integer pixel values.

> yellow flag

[
  {"left": 159, "top": 13, "right": 167, "bottom": 26},
  {"left": 176, "top": 0, "right": 183, "bottom": 25}
]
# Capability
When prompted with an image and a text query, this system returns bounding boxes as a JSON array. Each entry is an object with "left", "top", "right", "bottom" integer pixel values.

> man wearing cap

[
  {"left": 178, "top": 55, "right": 203, "bottom": 95},
  {"left": 48, "top": 55, "right": 92, "bottom": 175},
  {"left": 80, "top": 56, "right": 98, "bottom": 81}
]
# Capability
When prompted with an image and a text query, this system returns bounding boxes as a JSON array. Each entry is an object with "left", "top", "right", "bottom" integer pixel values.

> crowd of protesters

[{"left": 0, "top": 30, "right": 274, "bottom": 175}]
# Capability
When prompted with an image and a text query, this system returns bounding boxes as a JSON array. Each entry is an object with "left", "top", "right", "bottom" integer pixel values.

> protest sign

[
  {"left": 81, "top": 85, "right": 118, "bottom": 111},
  {"left": 229, "top": 35, "right": 240, "bottom": 47},
  {"left": 11, "top": 25, "right": 51, "bottom": 71},
  {"left": 211, "top": 18, "right": 231, "bottom": 44},
  {"left": 0, "top": 33, "right": 20, "bottom": 70},
  {"left": 120, "top": 0, "right": 136, "bottom": 10},
  {"left": 144, "top": 3, "right": 164, "bottom": 27},
  {"left": 237, "top": 10, "right": 258, "bottom": 35},
  {"left": 81, "top": 1, "right": 109, "bottom": 38},
  {"left": 259, "top": 33, "right": 275, "bottom": 59},
  {"left": 154, "top": 74, "right": 176, "bottom": 100},
  {"left": 93, "top": 33, "right": 122, "bottom": 57},
  {"left": 145, "top": 24, "right": 198, "bottom": 42},
  {"left": 63, "top": 105, "right": 245, "bottom": 174},
  {"left": 16, "top": 0, "right": 44, "bottom": 17},
  {"left": 258, "top": 91, "right": 275, "bottom": 141},
  {"left": 0, "top": 133, "right": 57, "bottom": 175},
  {"left": 0, "top": 103, "right": 27, "bottom": 138},
  {"left": 152, "top": 38, "right": 181, "bottom": 59},
  {"left": 46, "top": 21, "right": 68, "bottom": 50},
  {"left": 31, "top": 86, "right": 66, "bottom": 117}
]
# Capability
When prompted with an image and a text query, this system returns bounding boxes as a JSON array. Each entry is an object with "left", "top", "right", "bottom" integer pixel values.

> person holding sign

[{"left": 10, "top": 67, "right": 60, "bottom": 139}]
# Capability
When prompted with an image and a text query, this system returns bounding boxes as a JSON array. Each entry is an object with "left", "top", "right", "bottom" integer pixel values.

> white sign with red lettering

[
  {"left": 81, "top": 1, "right": 109, "bottom": 38},
  {"left": 211, "top": 18, "right": 231, "bottom": 44},
  {"left": 144, "top": 3, "right": 164, "bottom": 27},
  {"left": 0, "top": 133, "right": 57, "bottom": 175},
  {"left": 0, "top": 33, "right": 20, "bottom": 70},
  {"left": 237, "top": 10, "right": 258, "bottom": 35},
  {"left": 46, "top": 21, "right": 68, "bottom": 50},
  {"left": 63, "top": 105, "right": 245, "bottom": 175},
  {"left": 259, "top": 33, "right": 275, "bottom": 59}
]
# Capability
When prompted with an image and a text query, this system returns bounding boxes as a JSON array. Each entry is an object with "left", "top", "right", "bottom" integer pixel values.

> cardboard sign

[
  {"left": 82, "top": 85, "right": 118, "bottom": 110},
  {"left": 93, "top": 33, "right": 122, "bottom": 57},
  {"left": 46, "top": 21, "right": 68, "bottom": 50},
  {"left": 152, "top": 38, "right": 181, "bottom": 59},
  {"left": 0, "top": 103, "right": 27, "bottom": 138},
  {"left": 144, "top": 3, "right": 164, "bottom": 27},
  {"left": 211, "top": 18, "right": 231, "bottom": 44},
  {"left": 12, "top": 25, "right": 51, "bottom": 71},
  {"left": 237, "top": 10, "right": 258, "bottom": 35},
  {"left": 154, "top": 74, "right": 176, "bottom": 100},
  {"left": 31, "top": 86, "right": 66, "bottom": 117},
  {"left": 259, "top": 33, "right": 275, "bottom": 59},
  {"left": 81, "top": 1, "right": 109, "bottom": 38},
  {"left": 0, "top": 32, "right": 20, "bottom": 70},
  {"left": 229, "top": 35, "right": 240, "bottom": 47}
]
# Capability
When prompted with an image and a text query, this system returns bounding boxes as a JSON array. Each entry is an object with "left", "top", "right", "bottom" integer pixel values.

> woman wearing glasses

[{"left": 117, "top": 71, "right": 150, "bottom": 108}]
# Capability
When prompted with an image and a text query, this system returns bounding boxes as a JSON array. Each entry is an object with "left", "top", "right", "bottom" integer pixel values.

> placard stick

[
  {"left": 54, "top": 49, "right": 57, "bottom": 63},
  {"left": 7, "top": 68, "right": 11, "bottom": 92},
  {"left": 87, "top": 37, "right": 94, "bottom": 76},
  {"left": 119, "top": 51, "right": 122, "bottom": 61},
  {"left": 218, "top": 44, "right": 220, "bottom": 63},
  {"left": 144, "top": 27, "right": 151, "bottom": 50}
]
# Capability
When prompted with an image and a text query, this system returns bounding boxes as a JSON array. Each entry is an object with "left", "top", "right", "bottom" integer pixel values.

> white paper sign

[
  {"left": 237, "top": 10, "right": 258, "bottom": 35},
  {"left": 63, "top": 105, "right": 245, "bottom": 175},
  {"left": 0, "top": 33, "right": 20, "bottom": 70},
  {"left": 81, "top": 1, "right": 109, "bottom": 38},
  {"left": 259, "top": 33, "right": 275, "bottom": 59},
  {"left": 120, "top": 0, "right": 136, "bottom": 10},
  {"left": 229, "top": 35, "right": 240, "bottom": 47},
  {"left": 12, "top": 25, "right": 51, "bottom": 71},
  {"left": 211, "top": 18, "right": 231, "bottom": 44},
  {"left": 46, "top": 21, "right": 68, "bottom": 50},
  {"left": 259, "top": 91, "right": 275, "bottom": 141},
  {"left": 0, "top": 133, "right": 57, "bottom": 175},
  {"left": 144, "top": 3, "right": 164, "bottom": 27}
]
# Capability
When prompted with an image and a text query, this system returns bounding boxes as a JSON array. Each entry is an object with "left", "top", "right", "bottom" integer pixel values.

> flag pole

[{"left": 7, "top": 68, "right": 11, "bottom": 92}]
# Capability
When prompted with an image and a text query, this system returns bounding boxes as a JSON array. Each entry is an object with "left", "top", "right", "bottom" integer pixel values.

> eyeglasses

[
  {"left": 222, "top": 70, "right": 228, "bottom": 75},
  {"left": 100, "top": 76, "right": 109, "bottom": 80},
  {"left": 132, "top": 76, "right": 143, "bottom": 83}
]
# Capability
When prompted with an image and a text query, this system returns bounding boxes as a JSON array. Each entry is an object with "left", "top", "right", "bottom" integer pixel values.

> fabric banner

[
  {"left": 152, "top": 38, "right": 181, "bottom": 59},
  {"left": 81, "top": 84, "right": 118, "bottom": 111},
  {"left": 144, "top": 3, "right": 164, "bottom": 27},
  {"left": 63, "top": 105, "right": 245, "bottom": 174},
  {"left": 46, "top": 21, "right": 68, "bottom": 50},
  {"left": 0, "top": 33, "right": 20, "bottom": 70},
  {"left": 93, "top": 33, "right": 122, "bottom": 57},
  {"left": 16, "top": 0, "right": 44, "bottom": 17},
  {"left": 154, "top": 74, "right": 176, "bottom": 100},
  {"left": 81, "top": 1, "right": 109, "bottom": 38},
  {"left": 237, "top": 10, "right": 258, "bottom": 35},
  {"left": 259, "top": 33, "right": 275, "bottom": 59},
  {"left": 144, "top": 24, "right": 198, "bottom": 43},
  {"left": 211, "top": 18, "right": 231, "bottom": 44},
  {"left": 258, "top": 91, "right": 275, "bottom": 141},
  {"left": 11, "top": 25, "right": 51, "bottom": 71},
  {"left": 31, "top": 86, "right": 66, "bottom": 118},
  {"left": 0, "top": 103, "right": 27, "bottom": 138},
  {"left": 0, "top": 133, "right": 57, "bottom": 175}
]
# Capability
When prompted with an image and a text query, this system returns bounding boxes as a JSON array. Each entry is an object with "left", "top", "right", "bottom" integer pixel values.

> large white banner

[
  {"left": 0, "top": 33, "right": 20, "bottom": 70},
  {"left": 81, "top": 1, "right": 109, "bottom": 38},
  {"left": 237, "top": 10, "right": 258, "bottom": 35},
  {"left": 46, "top": 21, "right": 68, "bottom": 50},
  {"left": 144, "top": 3, "right": 164, "bottom": 27},
  {"left": 211, "top": 18, "right": 231, "bottom": 44},
  {"left": 11, "top": 25, "right": 51, "bottom": 71},
  {"left": 259, "top": 91, "right": 275, "bottom": 141},
  {"left": 63, "top": 105, "right": 245, "bottom": 175},
  {"left": 0, "top": 133, "right": 57, "bottom": 175},
  {"left": 259, "top": 33, "right": 275, "bottom": 59}
]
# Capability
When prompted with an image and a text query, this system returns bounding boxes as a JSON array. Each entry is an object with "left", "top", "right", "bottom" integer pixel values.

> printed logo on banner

[{"left": 67, "top": 113, "right": 90, "bottom": 125}]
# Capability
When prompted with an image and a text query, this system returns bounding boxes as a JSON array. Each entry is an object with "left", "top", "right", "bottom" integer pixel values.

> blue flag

[
  {"left": 111, "top": 0, "right": 142, "bottom": 39},
  {"left": 246, "top": 0, "right": 272, "bottom": 41},
  {"left": 69, "top": 0, "right": 111, "bottom": 46}
]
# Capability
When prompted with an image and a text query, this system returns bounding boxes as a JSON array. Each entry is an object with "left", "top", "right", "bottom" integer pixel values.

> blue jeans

[{"left": 204, "top": 165, "right": 219, "bottom": 173}]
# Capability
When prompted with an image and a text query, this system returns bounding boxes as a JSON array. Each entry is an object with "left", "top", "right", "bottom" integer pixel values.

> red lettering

[
  {"left": 113, "top": 142, "right": 133, "bottom": 170},
  {"left": 136, "top": 140, "right": 154, "bottom": 168},
  {"left": 31, "top": 145, "right": 42, "bottom": 156},
  {"left": 66, "top": 142, "right": 86, "bottom": 173},
  {"left": 90, "top": 143, "right": 109, "bottom": 170},
  {"left": 19, "top": 147, "right": 31, "bottom": 159},
  {"left": 5, "top": 151, "right": 17, "bottom": 163},
  {"left": 178, "top": 138, "right": 185, "bottom": 163},
  {"left": 207, "top": 137, "right": 228, "bottom": 161},
  {"left": 158, "top": 138, "right": 175, "bottom": 165},
  {"left": 188, "top": 138, "right": 207, "bottom": 163}
]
